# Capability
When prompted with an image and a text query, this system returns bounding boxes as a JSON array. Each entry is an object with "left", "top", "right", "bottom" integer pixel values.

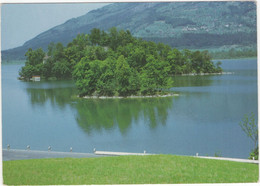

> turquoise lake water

[{"left": 1, "top": 58, "right": 258, "bottom": 158}]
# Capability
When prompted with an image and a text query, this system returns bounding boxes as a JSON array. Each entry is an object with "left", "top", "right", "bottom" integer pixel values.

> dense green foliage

[
  {"left": 3, "top": 155, "right": 259, "bottom": 185},
  {"left": 2, "top": 2, "right": 256, "bottom": 61},
  {"left": 19, "top": 28, "right": 222, "bottom": 97}
]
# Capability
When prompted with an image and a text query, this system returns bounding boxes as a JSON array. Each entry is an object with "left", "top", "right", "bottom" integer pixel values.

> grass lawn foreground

[{"left": 3, "top": 155, "right": 259, "bottom": 185}]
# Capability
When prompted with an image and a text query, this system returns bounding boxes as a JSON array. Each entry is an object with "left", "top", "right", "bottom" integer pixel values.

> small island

[{"left": 19, "top": 27, "right": 222, "bottom": 97}]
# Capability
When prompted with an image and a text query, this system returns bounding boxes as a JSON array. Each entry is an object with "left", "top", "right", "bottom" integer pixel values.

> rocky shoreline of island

[
  {"left": 180, "top": 72, "right": 234, "bottom": 76},
  {"left": 80, "top": 93, "right": 179, "bottom": 99}
]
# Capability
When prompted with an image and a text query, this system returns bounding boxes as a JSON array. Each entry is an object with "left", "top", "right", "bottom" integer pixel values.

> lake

[{"left": 1, "top": 58, "right": 257, "bottom": 158}]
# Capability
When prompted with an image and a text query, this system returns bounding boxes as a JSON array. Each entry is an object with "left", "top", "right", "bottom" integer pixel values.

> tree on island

[
  {"left": 19, "top": 27, "right": 222, "bottom": 97},
  {"left": 19, "top": 48, "right": 45, "bottom": 78}
]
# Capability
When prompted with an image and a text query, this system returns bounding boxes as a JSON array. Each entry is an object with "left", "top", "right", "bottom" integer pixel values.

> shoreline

[
  {"left": 3, "top": 149, "right": 258, "bottom": 164},
  {"left": 212, "top": 56, "right": 257, "bottom": 60},
  {"left": 2, "top": 149, "right": 104, "bottom": 161},
  {"left": 180, "top": 72, "right": 233, "bottom": 76},
  {"left": 81, "top": 93, "right": 179, "bottom": 99}
]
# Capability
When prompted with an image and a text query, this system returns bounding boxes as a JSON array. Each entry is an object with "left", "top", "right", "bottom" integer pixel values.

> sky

[{"left": 1, "top": 3, "right": 109, "bottom": 50}]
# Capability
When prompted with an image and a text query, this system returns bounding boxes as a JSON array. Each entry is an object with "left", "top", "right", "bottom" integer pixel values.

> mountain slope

[{"left": 2, "top": 1, "right": 257, "bottom": 60}]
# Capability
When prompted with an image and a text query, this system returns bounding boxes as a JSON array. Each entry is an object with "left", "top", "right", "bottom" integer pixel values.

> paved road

[{"left": 2, "top": 149, "right": 105, "bottom": 161}]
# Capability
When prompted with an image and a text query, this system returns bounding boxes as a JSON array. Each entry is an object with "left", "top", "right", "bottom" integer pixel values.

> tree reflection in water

[
  {"left": 26, "top": 87, "right": 77, "bottom": 110},
  {"left": 26, "top": 87, "right": 174, "bottom": 135},
  {"left": 74, "top": 97, "right": 174, "bottom": 135}
]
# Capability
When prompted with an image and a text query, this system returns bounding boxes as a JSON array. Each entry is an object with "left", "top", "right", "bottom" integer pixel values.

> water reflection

[
  {"left": 26, "top": 86, "right": 174, "bottom": 135},
  {"left": 74, "top": 97, "right": 174, "bottom": 135},
  {"left": 26, "top": 87, "right": 77, "bottom": 109}
]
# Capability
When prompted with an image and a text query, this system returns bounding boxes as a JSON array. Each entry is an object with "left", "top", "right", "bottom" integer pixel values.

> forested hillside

[{"left": 2, "top": 1, "right": 256, "bottom": 60}]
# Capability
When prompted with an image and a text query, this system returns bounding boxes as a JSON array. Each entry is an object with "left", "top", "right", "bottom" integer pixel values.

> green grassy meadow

[{"left": 3, "top": 155, "right": 259, "bottom": 185}]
